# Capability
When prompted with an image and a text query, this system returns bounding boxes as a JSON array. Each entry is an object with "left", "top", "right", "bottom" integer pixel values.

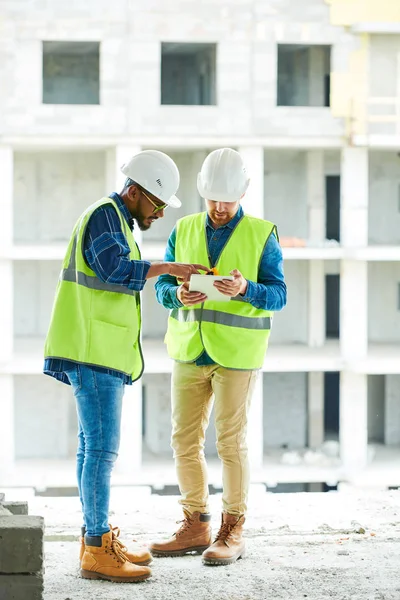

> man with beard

[
  {"left": 151, "top": 148, "right": 286, "bottom": 566},
  {"left": 44, "top": 150, "right": 208, "bottom": 583}
]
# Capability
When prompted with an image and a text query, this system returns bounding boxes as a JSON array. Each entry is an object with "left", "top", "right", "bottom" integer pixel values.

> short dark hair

[{"left": 123, "top": 177, "right": 137, "bottom": 189}]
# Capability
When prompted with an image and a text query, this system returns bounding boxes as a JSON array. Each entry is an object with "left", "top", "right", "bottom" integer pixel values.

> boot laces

[
  {"left": 175, "top": 514, "right": 194, "bottom": 537},
  {"left": 105, "top": 537, "right": 128, "bottom": 563},
  {"left": 215, "top": 522, "right": 235, "bottom": 547},
  {"left": 109, "top": 526, "right": 128, "bottom": 561}
]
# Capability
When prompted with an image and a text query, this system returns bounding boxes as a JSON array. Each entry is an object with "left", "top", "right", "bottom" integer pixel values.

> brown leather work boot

[
  {"left": 79, "top": 525, "right": 152, "bottom": 566},
  {"left": 81, "top": 530, "right": 151, "bottom": 583},
  {"left": 149, "top": 510, "right": 212, "bottom": 557},
  {"left": 202, "top": 513, "right": 246, "bottom": 566}
]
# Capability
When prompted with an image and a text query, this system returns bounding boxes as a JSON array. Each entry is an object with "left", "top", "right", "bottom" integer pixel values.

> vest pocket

[{"left": 88, "top": 319, "right": 134, "bottom": 374}]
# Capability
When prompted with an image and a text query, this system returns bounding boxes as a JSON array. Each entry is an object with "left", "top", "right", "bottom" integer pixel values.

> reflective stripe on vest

[
  {"left": 44, "top": 197, "right": 143, "bottom": 380},
  {"left": 165, "top": 212, "right": 276, "bottom": 370},
  {"left": 59, "top": 222, "right": 138, "bottom": 297},
  {"left": 61, "top": 268, "right": 137, "bottom": 296},
  {"left": 170, "top": 308, "right": 271, "bottom": 331}
]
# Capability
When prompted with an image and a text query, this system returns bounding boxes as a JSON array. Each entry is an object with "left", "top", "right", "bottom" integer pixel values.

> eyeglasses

[{"left": 141, "top": 188, "right": 168, "bottom": 215}]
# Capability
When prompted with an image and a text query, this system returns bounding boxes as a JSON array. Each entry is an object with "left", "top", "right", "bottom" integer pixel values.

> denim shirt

[
  {"left": 155, "top": 206, "right": 287, "bottom": 365},
  {"left": 43, "top": 192, "right": 151, "bottom": 386}
]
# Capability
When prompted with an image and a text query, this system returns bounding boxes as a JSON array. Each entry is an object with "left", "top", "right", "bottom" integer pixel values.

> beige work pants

[{"left": 171, "top": 362, "right": 257, "bottom": 516}]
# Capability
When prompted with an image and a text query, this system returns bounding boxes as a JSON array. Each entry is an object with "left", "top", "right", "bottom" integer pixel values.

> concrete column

[
  {"left": 340, "top": 261, "right": 368, "bottom": 360},
  {"left": 0, "top": 375, "right": 14, "bottom": 477},
  {"left": 248, "top": 374, "right": 263, "bottom": 469},
  {"left": 116, "top": 381, "right": 143, "bottom": 475},
  {"left": 340, "top": 151, "right": 368, "bottom": 355},
  {"left": 340, "top": 148, "right": 368, "bottom": 248},
  {"left": 238, "top": 146, "right": 264, "bottom": 218},
  {"left": 340, "top": 371, "right": 368, "bottom": 471},
  {"left": 0, "top": 147, "right": 14, "bottom": 359},
  {"left": 308, "top": 260, "right": 325, "bottom": 347},
  {"left": 0, "top": 146, "right": 13, "bottom": 250},
  {"left": 340, "top": 147, "right": 368, "bottom": 472},
  {"left": 307, "top": 150, "right": 325, "bottom": 242},
  {"left": 308, "top": 372, "right": 324, "bottom": 448},
  {"left": 0, "top": 260, "right": 13, "bottom": 361},
  {"left": 0, "top": 147, "right": 14, "bottom": 474}
]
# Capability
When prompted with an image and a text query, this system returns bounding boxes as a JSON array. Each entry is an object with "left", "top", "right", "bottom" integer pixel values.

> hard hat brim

[
  {"left": 166, "top": 194, "right": 181, "bottom": 208},
  {"left": 197, "top": 176, "right": 247, "bottom": 203}
]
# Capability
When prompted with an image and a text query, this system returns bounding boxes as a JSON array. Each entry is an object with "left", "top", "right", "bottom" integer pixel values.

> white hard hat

[
  {"left": 197, "top": 148, "right": 250, "bottom": 203},
  {"left": 121, "top": 150, "right": 181, "bottom": 208}
]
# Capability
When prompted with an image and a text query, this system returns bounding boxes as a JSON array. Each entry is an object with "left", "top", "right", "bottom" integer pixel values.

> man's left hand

[{"left": 213, "top": 269, "right": 248, "bottom": 297}]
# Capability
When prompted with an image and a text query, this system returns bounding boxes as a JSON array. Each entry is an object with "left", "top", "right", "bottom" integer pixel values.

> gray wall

[
  {"left": 368, "top": 262, "right": 400, "bottom": 343},
  {"left": 14, "top": 151, "right": 107, "bottom": 243},
  {"left": 369, "top": 152, "right": 400, "bottom": 245},
  {"left": 14, "top": 261, "right": 60, "bottom": 338},
  {"left": 15, "top": 375, "right": 77, "bottom": 459},
  {"left": 264, "top": 150, "right": 308, "bottom": 239},
  {"left": 368, "top": 375, "right": 385, "bottom": 443},
  {"left": 385, "top": 375, "right": 400, "bottom": 445},
  {"left": 263, "top": 372, "right": 307, "bottom": 449},
  {"left": 369, "top": 35, "right": 400, "bottom": 135},
  {"left": 271, "top": 261, "right": 308, "bottom": 344}
]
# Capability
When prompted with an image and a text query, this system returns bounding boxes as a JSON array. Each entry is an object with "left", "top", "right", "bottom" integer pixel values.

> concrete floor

[{"left": 13, "top": 486, "right": 400, "bottom": 600}]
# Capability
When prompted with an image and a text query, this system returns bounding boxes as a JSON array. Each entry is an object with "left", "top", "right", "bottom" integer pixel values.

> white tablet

[{"left": 189, "top": 275, "right": 234, "bottom": 302}]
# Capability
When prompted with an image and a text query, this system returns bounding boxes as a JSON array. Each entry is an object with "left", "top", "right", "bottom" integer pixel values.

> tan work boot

[
  {"left": 79, "top": 525, "right": 152, "bottom": 566},
  {"left": 81, "top": 530, "right": 151, "bottom": 583},
  {"left": 202, "top": 513, "right": 246, "bottom": 566},
  {"left": 150, "top": 510, "right": 212, "bottom": 557}
]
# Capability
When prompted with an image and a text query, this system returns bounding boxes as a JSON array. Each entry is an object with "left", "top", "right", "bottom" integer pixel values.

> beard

[
  {"left": 136, "top": 217, "right": 151, "bottom": 231},
  {"left": 135, "top": 214, "right": 158, "bottom": 231}
]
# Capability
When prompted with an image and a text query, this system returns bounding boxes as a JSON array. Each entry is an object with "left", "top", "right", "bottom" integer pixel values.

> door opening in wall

[
  {"left": 277, "top": 44, "right": 331, "bottom": 107},
  {"left": 325, "top": 175, "right": 340, "bottom": 241},
  {"left": 161, "top": 43, "right": 217, "bottom": 105},
  {"left": 325, "top": 274, "right": 340, "bottom": 338},
  {"left": 324, "top": 372, "right": 339, "bottom": 441}
]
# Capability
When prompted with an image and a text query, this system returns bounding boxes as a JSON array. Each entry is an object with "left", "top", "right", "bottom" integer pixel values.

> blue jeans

[{"left": 64, "top": 364, "right": 124, "bottom": 537}]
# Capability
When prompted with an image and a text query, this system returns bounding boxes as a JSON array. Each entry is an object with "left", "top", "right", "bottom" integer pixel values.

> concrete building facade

[{"left": 1, "top": 0, "right": 400, "bottom": 486}]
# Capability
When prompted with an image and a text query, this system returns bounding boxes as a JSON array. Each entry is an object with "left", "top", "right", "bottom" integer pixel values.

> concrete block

[
  {"left": 3, "top": 502, "right": 28, "bottom": 516},
  {"left": 0, "top": 573, "right": 43, "bottom": 600},
  {"left": 0, "top": 516, "right": 44, "bottom": 574}
]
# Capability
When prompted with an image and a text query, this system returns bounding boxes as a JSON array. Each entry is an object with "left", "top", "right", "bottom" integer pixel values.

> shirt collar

[
  {"left": 109, "top": 192, "right": 134, "bottom": 230},
  {"left": 205, "top": 204, "right": 244, "bottom": 230}
]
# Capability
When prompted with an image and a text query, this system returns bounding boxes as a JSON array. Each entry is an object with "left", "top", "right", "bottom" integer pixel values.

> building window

[
  {"left": 326, "top": 175, "right": 340, "bottom": 241},
  {"left": 324, "top": 372, "right": 339, "bottom": 440},
  {"left": 277, "top": 44, "right": 331, "bottom": 107},
  {"left": 42, "top": 41, "right": 100, "bottom": 105},
  {"left": 161, "top": 43, "right": 216, "bottom": 106},
  {"left": 325, "top": 274, "right": 340, "bottom": 338}
]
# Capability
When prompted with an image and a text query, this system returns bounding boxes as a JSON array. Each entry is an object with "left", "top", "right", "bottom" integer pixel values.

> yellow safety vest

[
  {"left": 44, "top": 197, "right": 143, "bottom": 381},
  {"left": 165, "top": 212, "right": 276, "bottom": 370}
]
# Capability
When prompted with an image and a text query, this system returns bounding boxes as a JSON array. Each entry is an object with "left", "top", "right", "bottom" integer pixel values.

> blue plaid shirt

[
  {"left": 155, "top": 206, "right": 287, "bottom": 366},
  {"left": 43, "top": 192, "right": 151, "bottom": 386}
]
